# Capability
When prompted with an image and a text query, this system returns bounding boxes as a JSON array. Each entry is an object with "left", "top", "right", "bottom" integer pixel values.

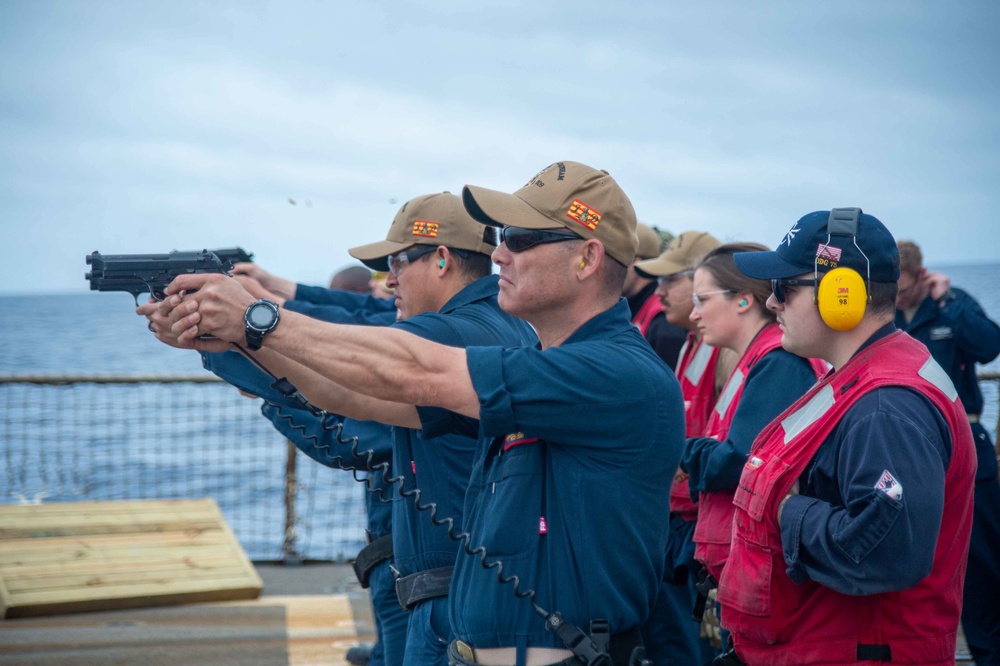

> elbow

[
  {"left": 853, "top": 563, "right": 931, "bottom": 596},
  {"left": 397, "top": 374, "right": 435, "bottom": 407}
]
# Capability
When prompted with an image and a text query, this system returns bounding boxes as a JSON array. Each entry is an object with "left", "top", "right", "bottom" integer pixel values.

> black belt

[
  {"left": 394, "top": 565, "right": 453, "bottom": 610},
  {"left": 351, "top": 533, "right": 393, "bottom": 589}
]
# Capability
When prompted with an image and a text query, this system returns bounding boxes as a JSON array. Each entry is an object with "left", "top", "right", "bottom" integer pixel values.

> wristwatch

[{"left": 244, "top": 299, "right": 280, "bottom": 351}]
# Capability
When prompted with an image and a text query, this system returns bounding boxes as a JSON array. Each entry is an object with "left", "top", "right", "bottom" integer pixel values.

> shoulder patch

[
  {"left": 875, "top": 469, "right": 903, "bottom": 501},
  {"left": 503, "top": 432, "right": 539, "bottom": 452}
]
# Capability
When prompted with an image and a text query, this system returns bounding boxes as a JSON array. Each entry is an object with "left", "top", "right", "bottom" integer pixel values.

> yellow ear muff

[{"left": 816, "top": 267, "right": 868, "bottom": 331}]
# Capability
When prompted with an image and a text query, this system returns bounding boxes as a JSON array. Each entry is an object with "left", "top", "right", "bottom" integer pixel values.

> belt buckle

[
  {"left": 454, "top": 640, "right": 476, "bottom": 662},
  {"left": 389, "top": 563, "right": 401, "bottom": 579}
]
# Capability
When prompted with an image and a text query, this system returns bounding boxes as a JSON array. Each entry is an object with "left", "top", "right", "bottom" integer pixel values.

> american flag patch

[
  {"left": 875, "top": 469, "right": 903, "bottom": 500},
  {"left": 566, "top": 200, "right": 602, "bottom": 231},
  {"left": 816, "top": 243, "right": 842, "bottom": 261},
  {"left": 412, "top": 220, "right": 439, "bottom": 238}
]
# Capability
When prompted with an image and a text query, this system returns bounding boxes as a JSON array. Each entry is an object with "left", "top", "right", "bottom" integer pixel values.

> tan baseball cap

[
  {"left": 634, "top": 230, "right": 722, "bottom": 278},
  {"left": 461, "top": 161, "right": 638, "bottom": 265},
  {"left": 349, "top": 192, "right": 497, "bottom": 271},
  {"left": 635, "top": 223, "right": 665, "bottom": 260}
]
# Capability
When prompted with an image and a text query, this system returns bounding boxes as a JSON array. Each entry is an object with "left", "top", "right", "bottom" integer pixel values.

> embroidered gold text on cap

[{"left": 412, "top": 221, "right": 439, "bottom": 238}]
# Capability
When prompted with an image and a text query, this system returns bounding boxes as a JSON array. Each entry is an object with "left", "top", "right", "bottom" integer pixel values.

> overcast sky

[{"left": 1, "top": 0, "right": 998, "bottom": 295}]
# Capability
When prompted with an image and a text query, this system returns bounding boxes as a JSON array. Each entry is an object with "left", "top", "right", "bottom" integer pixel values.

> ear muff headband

[{"left": 815, "top": 207, "right": 870, "bottom": 331}]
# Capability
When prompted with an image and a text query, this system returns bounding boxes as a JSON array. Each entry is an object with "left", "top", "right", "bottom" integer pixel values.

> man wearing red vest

[
  {"left": 716, "top": 209, "right": 977, "bottom": 666},
  {"left": 622, "top": 223, "right": 687, "bottom": 371}
]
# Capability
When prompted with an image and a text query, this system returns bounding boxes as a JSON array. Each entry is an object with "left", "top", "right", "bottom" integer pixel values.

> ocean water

[{"left": 0, "top": 292, "right": 208, "bottom": 375}]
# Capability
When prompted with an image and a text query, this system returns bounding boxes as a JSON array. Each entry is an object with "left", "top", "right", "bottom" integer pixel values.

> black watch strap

[
  {"left": 244, "top": 299, "right": 280, "bottom": 351},
  {"left": 245, "top": 326, "right": 266, "bottom": 351}
]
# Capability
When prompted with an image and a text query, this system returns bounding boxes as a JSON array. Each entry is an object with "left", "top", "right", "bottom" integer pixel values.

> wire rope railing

[
  {"left": 2, "top": 372, "right": 999, "bottom": 559},
  {"left": 0, "top": 374, "right": 367, "bottom": 562}
]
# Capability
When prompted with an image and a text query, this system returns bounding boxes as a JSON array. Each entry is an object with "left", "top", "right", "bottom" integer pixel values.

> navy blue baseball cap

[{"left": 734, "top": 209, "right": 900, "bottom": 282}]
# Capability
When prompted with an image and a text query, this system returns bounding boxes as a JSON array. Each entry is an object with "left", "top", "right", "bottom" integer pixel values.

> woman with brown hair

[{"left": 681, "top": 243, "right": 826, "bottom": 646}]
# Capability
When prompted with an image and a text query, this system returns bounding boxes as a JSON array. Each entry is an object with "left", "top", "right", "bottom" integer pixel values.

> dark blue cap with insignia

[{"left": 734, "top": 209, "right": 900, "bottom": 282}]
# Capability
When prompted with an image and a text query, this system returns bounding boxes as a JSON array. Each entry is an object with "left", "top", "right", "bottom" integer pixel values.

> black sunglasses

[
  {"left": 771, "top": 277, "right": 819, "bottom": 304},
  {"left": 501, "top": 226, "right": 581, "bottom": 253}
]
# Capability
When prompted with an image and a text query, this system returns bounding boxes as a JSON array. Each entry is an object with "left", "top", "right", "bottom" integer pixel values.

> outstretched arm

[
  {"left": 230, "top": 262, "right": 298, "bottom": 301},
  {"left": 161, "top": 272, "right": 482, "bottom": 421}
]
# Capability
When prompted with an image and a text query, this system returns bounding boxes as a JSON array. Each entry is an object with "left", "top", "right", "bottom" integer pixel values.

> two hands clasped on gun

[{"left": 137, "top": 268, "right": 270, "bottom": 353}]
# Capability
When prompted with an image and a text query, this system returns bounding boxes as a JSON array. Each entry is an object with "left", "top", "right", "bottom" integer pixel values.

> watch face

[{"left": 248, "top": 303, "right": 276, "bottom": 328}]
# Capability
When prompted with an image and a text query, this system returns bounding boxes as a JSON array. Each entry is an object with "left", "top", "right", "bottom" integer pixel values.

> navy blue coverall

[{"left": 897, "top": 289, "right": 1000, "bottom": 664}]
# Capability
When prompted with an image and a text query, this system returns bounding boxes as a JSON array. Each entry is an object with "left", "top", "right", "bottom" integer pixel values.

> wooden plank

[
  {"left": 0, "top": 498, "right": 261, "bottom": 619},
  {"left": 0, "top": 498, "right": 220, "bottom": 520},
  {"left": 0, "top": 526, "right": 231, "bottom": 548},
  {"left": 0, "top": 591, "right": 375, "bottom": 666},
  {"left": 0, "top": 528, "right": 230, "bottom": 550},
  {"left": 3, "top": 563, "right": 253, "bottom": 592},
  {"left": 0, "top": 498, "right": 227, "bottom": 538},
  {"left": 1, "top": 552, "right": 246, "bottom": 577},
  {"left": 13, "top": 575, "right": 261, "bottom": 604},
  {"left": 0, "top": 519, "right": 224, "bottom": 539},
  {"left": 4, "top": 583, "right": 263, "bottom": 619},
  {"left": 0, "top": 533, "right": 233, "bottom": 562}
]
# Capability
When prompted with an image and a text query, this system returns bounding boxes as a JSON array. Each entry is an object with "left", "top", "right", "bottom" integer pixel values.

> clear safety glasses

[
  {"left": 691, "top": 289, "right": 736, "bottom": 311},
  {"left": 387, "top": 245, "right": 437, "bottom": 276}
]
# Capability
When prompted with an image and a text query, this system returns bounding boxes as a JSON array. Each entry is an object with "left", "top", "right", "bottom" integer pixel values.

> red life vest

[
  {"left": 692, "top": 324, "right": 825, "bottom": 580},
  {"left": 669, "top": 332, "right": 720, "bottom": 519},
  {"left": 717, "top": 332, "right": 976, "bottom": 666},
  {"left": 631, "top": 293, "right": 663, "bottom": 338},
  {"left": 677, "top": 332, "right": 720, "bottom": 439}
]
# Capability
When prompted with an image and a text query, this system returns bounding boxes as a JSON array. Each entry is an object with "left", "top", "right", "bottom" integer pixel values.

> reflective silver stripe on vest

[
  {"left": 715, "top": 369, "right": 745, "bottom": 418},
  {"left": 677, "top": 339, "right": 690, "bottom": 371},
  {"left": 918, "top": 355, "right": 959, "bottom": 403},
  {"left": 781, "top": 383, "right": 836, "bottom": 445},
  {"left": 684, "top": 342, "right": 715, "bottom": 386}
]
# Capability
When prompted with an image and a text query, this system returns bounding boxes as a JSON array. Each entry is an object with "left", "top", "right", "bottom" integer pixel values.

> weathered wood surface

[
  {"left": 0, "top": 498, "right": 262, "bottom": 618},
  {"left": 0, "top": 593, "right": 373, "bottom": 666}
]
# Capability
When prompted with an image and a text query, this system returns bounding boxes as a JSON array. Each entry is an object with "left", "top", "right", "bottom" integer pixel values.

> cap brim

[
  {"left": 462, "top": 185, "right": 566, "bottom": 230},
  {"left": 348, "top": 239, "right": 415, "bottom": 272},
  {"left": 633, "top": 255, "right": 692, "bottom": 279},
  {"left": 733, "top": 250, "right": 810, "bottom": 280}
]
